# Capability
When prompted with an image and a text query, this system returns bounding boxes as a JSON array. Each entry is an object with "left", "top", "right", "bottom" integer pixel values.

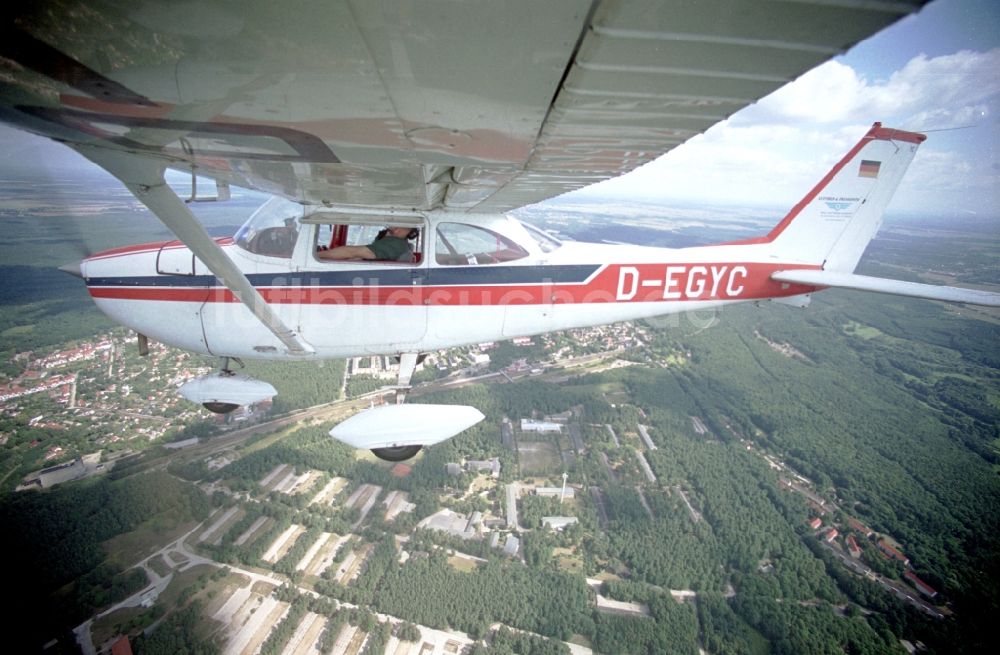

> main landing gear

[{"left": 329, "top": 352, "right": 485, "bottom": 462}]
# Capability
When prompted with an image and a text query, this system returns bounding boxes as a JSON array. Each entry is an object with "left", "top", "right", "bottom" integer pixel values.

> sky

[
  {"left": 572, "top": 0, "right": 1000, "bottom": 216},
  {"left": 0, "top": 0, "right": 997, "bottom": 218}
]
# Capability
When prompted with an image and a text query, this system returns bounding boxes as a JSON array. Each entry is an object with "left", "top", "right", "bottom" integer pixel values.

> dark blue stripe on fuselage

[{"left": 86, "top": 264, "right": 601, "bottom": 288}]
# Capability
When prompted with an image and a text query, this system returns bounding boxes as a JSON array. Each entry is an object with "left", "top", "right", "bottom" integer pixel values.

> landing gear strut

[
  {"left": 371, "top": 352, "right": 420, "bottom": 461},
  {"left": 391, "top": 352, "right": 419, "bottom": 405}
]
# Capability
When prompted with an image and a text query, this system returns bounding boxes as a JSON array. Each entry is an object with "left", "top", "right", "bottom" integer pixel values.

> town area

[{"left": 2, "top": 321, "right": 955, "bottom": 655}]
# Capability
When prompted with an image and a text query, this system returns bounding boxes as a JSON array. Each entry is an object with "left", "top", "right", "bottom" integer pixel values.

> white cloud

[
  {"left": 576, "top": 49, "right": 1000, "bottom": 215},
  {"left": 745, "top": 48, "right": 1000, "bottom": 129}
]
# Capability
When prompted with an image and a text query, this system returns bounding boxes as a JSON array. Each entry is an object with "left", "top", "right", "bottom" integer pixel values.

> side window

[
  {"left": 435, "top": 223, "right": 528, "bottom": 265},
  {"left": 314, "top": 223, "right": 424, "bottom": 263}
]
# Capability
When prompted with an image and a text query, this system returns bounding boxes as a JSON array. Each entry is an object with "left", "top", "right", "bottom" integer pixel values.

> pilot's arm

[{"left": 316, "top": 245, "right": 377, "bottom": 260}]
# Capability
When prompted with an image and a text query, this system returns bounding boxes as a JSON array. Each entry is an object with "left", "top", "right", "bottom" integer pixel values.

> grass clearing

[
  {"left": 556, "top": 553, "right": 584, "bottom": 574},
  {"left": 90, "top": 605, "right": 149, "bottom": 646},
  {"left": 240, "top": 425, "right": 299, "bottom": 455},
  {"left": 1, "top": 324, "right": 35, "bottom": 336},
  {"left": 447, "top": 555, "right": 480, "bottom": 572},
  {"left": 252, "top": 580, "right": 277, "bottom": 595},
  {"left": 842, "top": 320, "right": 884, "bottom": 340},
  {"left": 148, "top": 554, "right": 171, "bottom": 577},
  {"left": 518, "top": 441, "right": 562, "bottom": 475},
  {"left": 156, "top": 563, "right": 218, "bottom": 609},
  {"left": 102, "top": 520, "right": 198, "bottom": 568}
]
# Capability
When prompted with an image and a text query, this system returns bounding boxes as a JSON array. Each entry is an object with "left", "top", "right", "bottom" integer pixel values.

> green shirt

[{"left": 368, "top": 235, "right": 410, "bottom": 261}]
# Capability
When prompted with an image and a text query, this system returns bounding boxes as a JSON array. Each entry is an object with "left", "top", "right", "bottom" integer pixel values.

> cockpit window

[
  {"left": 435, "top": 223, "right": 529, "bottom": 265},
  {"left": 234, "top": 197, "right": 303, "bottom": 258},
  {"left": 520, "top": 221, "right": 562, "bottom": 253}
]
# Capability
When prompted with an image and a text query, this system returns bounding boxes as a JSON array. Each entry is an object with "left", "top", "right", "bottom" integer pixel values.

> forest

[{"left": 0, "top": 470, "right": 211, "bottom": 649}]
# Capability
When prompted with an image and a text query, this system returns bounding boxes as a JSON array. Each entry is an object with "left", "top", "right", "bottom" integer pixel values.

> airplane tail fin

[
  {"left": 759, "top": 123, "right": 924, "bottom": 272},
  {"left": 758, "top": 124, "right": 1000, "bottom": 307}
]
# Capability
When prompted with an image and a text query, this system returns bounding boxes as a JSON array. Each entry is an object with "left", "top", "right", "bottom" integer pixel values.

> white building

[
  {"left": 535, "top": 487, "right": 575, "bottom": 499},
  {"left": 521, "top": 419, "right": 562, "bottom": 433},
  {"left": 542, "top": 516, "right": 578, "bottom": 531},
  {"left": 467, "top": 458, "right": 501, "bottom": 477}
]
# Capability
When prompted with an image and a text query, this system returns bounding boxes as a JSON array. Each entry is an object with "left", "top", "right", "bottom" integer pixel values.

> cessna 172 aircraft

[{"left": 2, "top": 1, "right": 997, "bottom": 460}]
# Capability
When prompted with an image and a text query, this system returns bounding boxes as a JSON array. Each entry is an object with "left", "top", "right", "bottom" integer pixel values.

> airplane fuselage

[{"left": 79, "top": 211, "right": 819, "bottom": 359}]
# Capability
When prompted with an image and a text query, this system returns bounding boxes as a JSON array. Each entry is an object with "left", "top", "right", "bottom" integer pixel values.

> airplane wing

[{"left": 0, "top": 0, "right": 928, "bottom": 213}]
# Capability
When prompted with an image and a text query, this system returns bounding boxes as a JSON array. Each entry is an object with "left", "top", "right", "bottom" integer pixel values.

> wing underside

[{"left": 0, "top": 0, "right": 926, "bottom": 212}]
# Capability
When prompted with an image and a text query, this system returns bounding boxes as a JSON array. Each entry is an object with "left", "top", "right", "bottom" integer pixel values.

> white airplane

[{"left": 2, "top": 1, "right": 995, "bottom": 460}]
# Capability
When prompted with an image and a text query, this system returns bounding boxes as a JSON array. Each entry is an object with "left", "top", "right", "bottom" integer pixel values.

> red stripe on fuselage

[
  {"left": 86, "top": 237, "right": 235, "bottom": 262},
  {"left": 88, "top": 262, "right": 820, "bottom": 305}
]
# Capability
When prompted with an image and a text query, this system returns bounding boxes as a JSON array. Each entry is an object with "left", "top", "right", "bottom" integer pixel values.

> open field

[{"left": 518, "top": 441, "right": 561, "bottom": 475}]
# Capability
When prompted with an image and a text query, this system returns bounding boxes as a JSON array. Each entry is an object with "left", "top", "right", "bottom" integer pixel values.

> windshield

[{"left": 234, "top": 197, "right": 304, "bottom": 258}]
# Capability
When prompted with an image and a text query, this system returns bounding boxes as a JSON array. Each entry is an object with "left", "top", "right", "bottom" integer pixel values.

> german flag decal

[{"left": 859, "top": 160, "right": 881, "bottom": 178}]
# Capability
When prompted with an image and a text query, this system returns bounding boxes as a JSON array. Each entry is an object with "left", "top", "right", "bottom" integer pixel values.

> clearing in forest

[{"left": 518, "top": 441, "right": 561, "bottom": 475}]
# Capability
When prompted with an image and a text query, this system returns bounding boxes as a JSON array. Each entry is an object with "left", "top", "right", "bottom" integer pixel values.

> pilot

[{"left": 317, "top": 226, "right": 418, "bottom": 261}]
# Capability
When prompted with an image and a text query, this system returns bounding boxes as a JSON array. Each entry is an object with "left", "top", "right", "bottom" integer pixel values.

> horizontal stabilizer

[{"left": 772, "top": 270, "right": 1000, "bottom": 307}]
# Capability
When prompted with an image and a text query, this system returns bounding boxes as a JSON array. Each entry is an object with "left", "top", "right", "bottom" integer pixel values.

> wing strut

[{"left": 75, "top": 147, "right": 315, "bottom": 356}]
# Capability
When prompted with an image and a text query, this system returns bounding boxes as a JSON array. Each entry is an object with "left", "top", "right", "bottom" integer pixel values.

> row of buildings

[{"left": 809, "top": 516, "right": 938, "bottom": 600}]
